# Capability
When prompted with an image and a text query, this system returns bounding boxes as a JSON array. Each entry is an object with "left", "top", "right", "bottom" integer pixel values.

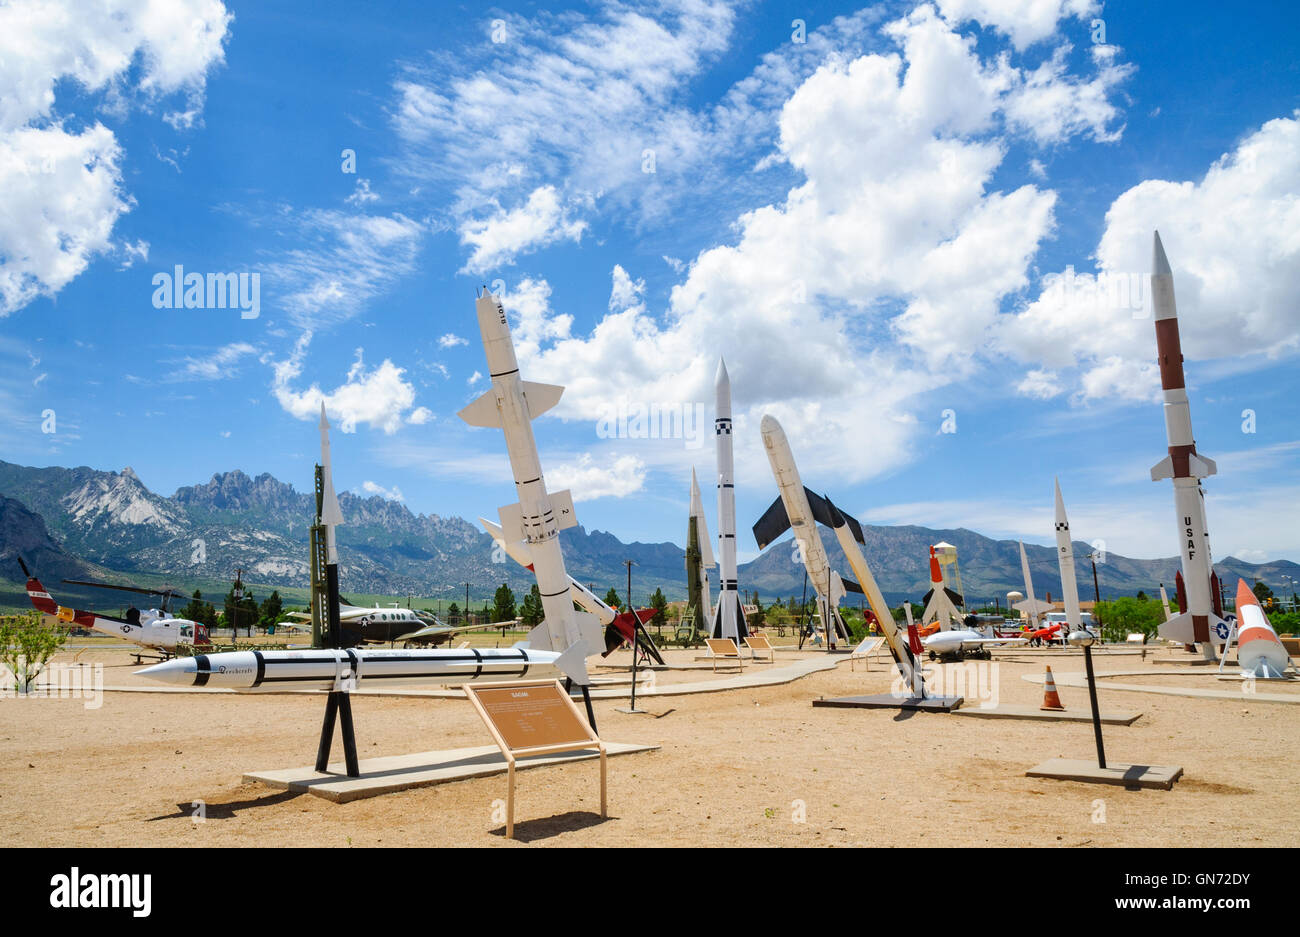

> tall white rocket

[
  {"left": 1053, "top": 479, "right": 1082, "bottom": 638},
  {"left": 458, "top": 291, "right": 600, "bottom": 674},
  {"left": 318, "top": 402, "right": 344, "bottom": 563},
  {"left": 712, "top": 358, "right": 745, "bottom": 642}
]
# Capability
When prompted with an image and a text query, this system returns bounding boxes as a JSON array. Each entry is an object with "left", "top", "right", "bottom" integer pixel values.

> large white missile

[
  {"left": 479, "top": 516, "right": 615, "bottom": 626},
  {"left": 755, "top": 414, "right": 855, "bottom": 647},
  {"left": 687, "top": 468, "right": 715, "bottom": 628},
  {"left": 1013, "top": 540, "right": 1052, "bottom": 626},
  {"left": 712, "top": 359, "right": 745, "bottom": 642},
  {"left": 458, "top": 290, "right": 600, "bottom": 677},
  {"left": 1149, "top": 231, "right": 1226, "bottom": 660},
  {"left": 1053, "top": 480, "right": 1082, "bottom": 641},
  {"left": 137, "top": 644, "right": 588, "bottom": 691}
]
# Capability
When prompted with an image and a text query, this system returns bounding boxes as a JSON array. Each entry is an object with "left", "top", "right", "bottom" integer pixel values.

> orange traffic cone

[{"left": 1040, "top": 666, "right": 1065, "bottom": 711}]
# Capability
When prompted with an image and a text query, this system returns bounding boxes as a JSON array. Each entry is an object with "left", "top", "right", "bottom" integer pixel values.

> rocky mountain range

[{"left": 0, "top": 459, "right": 1295, "bottom": 612}]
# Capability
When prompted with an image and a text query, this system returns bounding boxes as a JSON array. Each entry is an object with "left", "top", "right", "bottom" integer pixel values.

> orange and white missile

[
  {"left": 919, "top": 544, "right": 963, "bottom": 631},
  {"left": 1233, "top": 579, "right": 1291, "bottom": 679},
  {"left": 1150, "top": 231, "right": 1227, "bottom": 659}
]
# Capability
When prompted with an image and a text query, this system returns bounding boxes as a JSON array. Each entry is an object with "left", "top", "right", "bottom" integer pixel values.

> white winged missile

[
  {"left": 318, "top": 402, "right": 344, "bottom": 563},
  {"left": 712, "top": 359, "right": 745, "bottom": 642},
  {"left": 1053, "top": 480, "right": 1082, "bottom": 642},
  {"left": 755, "top": 414, "right": 857, "bottom": 647},
  {"left": 918, "top": 545, "right": 963, "bottom": 632},
  {"left": 137, "top": 644, "right": 589, "bottom": 690},
  {"left": 1149, "top": 231, "right": 1227, "bottom": 659},
  {"left": 479, "top": 516, "right": 613, "bottom": 626},
  {"left": 457, "top": 290, "right": 600, "bottom": 678},
  {"left": 1013, "top": 540, "right": 1052, "bottom": 626}
]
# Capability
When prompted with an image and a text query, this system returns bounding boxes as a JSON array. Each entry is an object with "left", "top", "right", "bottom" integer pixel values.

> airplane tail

[{"left": 17, "top": 557, "right": 58, "bottom": 616}]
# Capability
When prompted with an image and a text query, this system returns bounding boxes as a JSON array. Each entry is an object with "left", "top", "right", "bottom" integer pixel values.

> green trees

[
  {"left": 0, "top": 611, "right": 68, "bottom": 693},
  {"left": 493, "top": 583, "right": 516, "bottom": 622},
  {"left": 221, "top": 587, "right": 259, "bottom": 637},
  {"left": 447, "top": 602, "right": 461, "bottom": 625},
  {"left": 180, "top": 590, "right": 218, "bottom": 628},
  {"left": 604, "top": 587, "right": 623, "bottom": 611},
  {"left": 520, "top": 584, "right": 544, "bottom": 628},
  {"left": 1093, "top": 596, "right": 1165, "bottom": 643},
  {"left": 259, "top": 590, "right": 284, "bottom": 631},
  {"left": 649, "top": 587, "right": 667, "bottom": 627}
]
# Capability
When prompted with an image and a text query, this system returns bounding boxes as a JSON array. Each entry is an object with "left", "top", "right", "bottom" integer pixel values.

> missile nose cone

[
  {"left": 715, "top": 357, "right": 729, "bottom": 388},
  {"left": 136, "top": 657, "right": 195, "bottom": 685},
  {"left": 759, "top": 413, "right": 780, "bottom": 437},
  {"left": 318, "top": 400, "right": 329, "bottom": 430},
  {"left": 1152, "top": 231, "right": 1172, "bottom": 277},
  {"left": 1053, "top": 478, "right": 1067, "bottom": 518}
]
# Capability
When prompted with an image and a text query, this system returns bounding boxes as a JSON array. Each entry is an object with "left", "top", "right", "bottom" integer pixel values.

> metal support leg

[
  {"left": 316, "top": 690, "right": 361, "bottom": 777},
  {"left": 316, "top": 691, "right": 339, "bottom": 772},
  {"left": 337, "top": 692, "right": 360, "bottom": 778}
]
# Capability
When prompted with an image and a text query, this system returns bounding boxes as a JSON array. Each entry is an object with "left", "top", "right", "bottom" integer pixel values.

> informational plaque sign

[
  {"left": 464, "top": 680, "right": 605, "bottom": 839},
  {"left": 470, "top": 682, "right": 595, "bottom": 751}
]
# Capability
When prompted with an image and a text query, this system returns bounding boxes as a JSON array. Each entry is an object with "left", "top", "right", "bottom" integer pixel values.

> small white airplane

[
  {"left": 284, "top": 602, "right": 481, "bottom": 646},
  {"left": 20, "top": 557, "right": 207, "bottom": 662},
  {"left": 921, "top": 627, "right": 1027, "bottom": 660}
]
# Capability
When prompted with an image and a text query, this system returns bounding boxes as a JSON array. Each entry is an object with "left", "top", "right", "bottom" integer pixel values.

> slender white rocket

[
  {"left": 689, "top": 467, "right": 715, "bottom": 622},
  {"left": 457, "top": 291, "right": 599, "bottom": 677},
  {"left": 318, "top": 402, "right": 344, "bottom": 564},
  {"left": 1053, "top": 479, "right": 1081, "bottom": 639},
  {"left": 1149, "top": 231, "right": 1225, "bottom": 660},
  {"left": 712, "top": 358, "right": 744, "bottom": 642}
]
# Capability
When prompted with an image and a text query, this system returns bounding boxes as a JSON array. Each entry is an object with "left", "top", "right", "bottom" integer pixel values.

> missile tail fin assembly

[{"left": 711, "top": 358, "right": 746, "bottom": 643}]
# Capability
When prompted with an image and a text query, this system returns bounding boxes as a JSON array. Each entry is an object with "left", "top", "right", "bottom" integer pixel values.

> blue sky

[{"left": 1, "top": 0, "right": 1297, "bottom": 566}]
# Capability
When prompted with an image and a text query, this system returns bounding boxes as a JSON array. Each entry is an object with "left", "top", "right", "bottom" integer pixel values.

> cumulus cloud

[
  {"left": 438, "top": 333, "right": 468, "bottom": 348},
  {"left": 272, "top": 338, "right": 421, "bottom": 434},
  {"left": 459, "top": 185, "right": 587, "bottom": 273},
  {"left": 935, "top": 0, "right": 1099, "bottom": 50},
  {"left": 0, "top": 0, "right": 231, "bottom": 315},
  {"left": 547, "top": 453, "right": 647, "bottom": 501},
  {"left": 407, "top": 406, "right": 433, "bottom": 425},
  {"left": 359, "top": 480, "right": 404, "bottom": 502},
  {"left": 998, "top": 113, "right": 1300, "bottom": 399},
  {"left": 174, "top": 342, "right": 258, "bottom": 381}
]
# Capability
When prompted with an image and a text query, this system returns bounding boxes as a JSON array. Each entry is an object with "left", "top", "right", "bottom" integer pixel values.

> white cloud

[
  {"left": 935, "top": 0, "right": 1099, "bottom": 50},
  {"left": 467, "top": 370, "right": 482, "bottom": 386},
  {"left": 1017, "top": 368, "right": 1063, "bottom": 399},
  {"left": 1003, "top": 43, "right": 1133, "bottom": 144},
  {"left": 345, "top": 178, "right": 379, "bottom": 206},
  {"left": 359, "top": 480, "right": 404, "bottom": 502},
  {"left": 264, "top": 210, "right": 426, "bottom": 331},
  {"left": 272, "top": 338, "right": 420, "bottom": 434},
  {"left": 547, "top": 453, "right": 646, "bottom": 501},
  {"left": 438, "top": 333, "right": 468, "bottom": 348},
  {"left": 0, "top": 0, "right": 231, "bottom": 315},
  {"left": 175, "top": 341, "right": 258, "bottom": 381},
  {"left": 998, "top": 113, "right": 1300, "bottom": 399},
  {"left": 459, "top": 185, "right": 587, "bottom": 273},
  {"left": 407, "top": 406, "right": 433, "bottom": 425}
]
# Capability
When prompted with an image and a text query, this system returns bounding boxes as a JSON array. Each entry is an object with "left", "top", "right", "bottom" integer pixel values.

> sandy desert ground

[{"left": 2, "top": 640, "right": 1296, "bottom": 847}]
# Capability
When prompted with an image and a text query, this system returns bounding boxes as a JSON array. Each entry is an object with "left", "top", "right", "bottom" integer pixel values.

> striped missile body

[{"left": 137, "top": 645, "right": 581, "bottom": 691}]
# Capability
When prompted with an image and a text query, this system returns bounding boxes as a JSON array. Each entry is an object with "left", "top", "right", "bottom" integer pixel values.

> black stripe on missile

[
  {"left": 345, "top": 648, "right": 360, "bottom": 683},
  {"left": 252, "top": 650, "right": 265, "bottom": 688},
  {"left": 472, "top": 646, "right": 482, "bottom": 679},
  {"left": 193, "top": 654, "right": 210, "bottom": 687},
  {"left": 518, "top": 648, "right": 530, "bottom": 677},
  {"left": 722, "top": 533, "right": 735, "bottom": 538},
  {"left": 541, "top": 587, "right": 569, "bottom": 598},
  {"left": 715, "top": 418, "right": 731, "bottom": 424},
  {"left": 518, "top": 476, "right": 540, "bottom": 485},
  {"left": 490, "top": 368, "right": 519, "bottom": 378},
  {"left": 720, "top": 484, "right": 734, "bottom": 488}
]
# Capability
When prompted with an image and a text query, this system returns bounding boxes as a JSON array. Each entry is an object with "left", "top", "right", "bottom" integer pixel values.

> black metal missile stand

[
  {"left": 1081, "top": 641, "right": 1106, "bottom": 769},
  {"left": 564, "top": 678, "right": 598, "bottom": 733},
  {"left": 316, "top": 561, "right": 361, "bottom": 777}
]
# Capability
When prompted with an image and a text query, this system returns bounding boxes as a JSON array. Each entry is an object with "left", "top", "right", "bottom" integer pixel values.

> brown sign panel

[{"left": 471, "top": 682, "right": 595, "bottom": 752}]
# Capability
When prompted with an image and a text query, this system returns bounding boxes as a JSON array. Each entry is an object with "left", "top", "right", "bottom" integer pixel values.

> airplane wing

[{"left": 398, "top": 623, "right": 481, "bottom": 644}]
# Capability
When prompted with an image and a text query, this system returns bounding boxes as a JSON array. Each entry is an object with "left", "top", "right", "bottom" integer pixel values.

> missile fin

[
  {"left": 695, "top": 513, "right": 715, "bottom": 567},
  {"left": 804, "top": 489, "right": 838, "bottom": 529},
  {"left": 520, "top": 381, "right": 564, "bottom": 419},
  {"left": 1188, "top": 453, "right": 1217, "bottom": 477},
  {"left": 553, "top": 641, "right": 590, "bottom": 687},
  {"left": 752, "top": 495, "right": 791, "bottom": 551},
  {"left": 1150, "top": 455, "right": 1174, "bottom": 481},
  {"left": 498, "top": 502, "right": 526, "bottom": 543},
  {"left": 549, "top": 489, "right": 579, "bottom": 530},
  {"left": 525, "top": 621, "right": 555, "bottom": 652},
  {"left": 841, "top": 575, "right": 864, "bottom": 595},
  {"left": 572, "top": 610, "right": 603, "bottom": 656},
  {"left": 457, "top": 388, "right": 503, "bottom": 428}
]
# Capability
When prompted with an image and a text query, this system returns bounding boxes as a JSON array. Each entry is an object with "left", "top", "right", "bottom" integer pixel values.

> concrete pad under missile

[
  {"left": 1026, "top": 758, "right": 1183, "bottom": 790},
  {"left": 812, "top": 694, "right": 963, "bottom": 712},
  {"left": 951, "top": 704, "right": 1142, "bottom": 725},
  {"left": 245, "top": 741, "right": 658, "bottom": 804}
]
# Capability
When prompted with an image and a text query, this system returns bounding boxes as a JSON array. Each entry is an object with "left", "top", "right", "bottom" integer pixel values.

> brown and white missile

[{"left": 1149, "top": 231, "right": 1228, "bottom": 657}]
